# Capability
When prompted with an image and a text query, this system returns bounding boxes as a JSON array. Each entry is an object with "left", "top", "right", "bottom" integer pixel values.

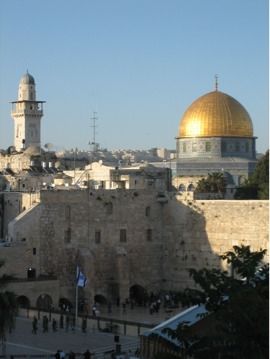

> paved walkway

[
  {"left": 94, "top": 303, "right": 181, "bottom": 325},
  {"left": 4, "top": 317, "right": 137, "bottom": 357},
  {"left": 2, "top": 305, "right": 181, "bottom": 357}
]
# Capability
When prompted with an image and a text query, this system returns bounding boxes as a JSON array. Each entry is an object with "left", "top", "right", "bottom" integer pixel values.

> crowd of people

[{"left": 54, "top": 349, "right": 93, "bottom": 359}]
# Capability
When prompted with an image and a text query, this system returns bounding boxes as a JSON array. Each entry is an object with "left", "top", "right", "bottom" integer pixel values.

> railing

[{"left": 19, "top": 308, "right": 154, "bottom": 337}]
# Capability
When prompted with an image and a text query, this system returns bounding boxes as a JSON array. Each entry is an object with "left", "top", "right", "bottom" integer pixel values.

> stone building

[
  {"left": 63, "top": 161, "right": 171, "bottom": 191},
  {"left": 175, "top": 81, "right": 257, "bottom": 193}
]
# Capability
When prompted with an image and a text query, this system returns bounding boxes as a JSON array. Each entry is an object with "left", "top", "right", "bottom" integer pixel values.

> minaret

[{"left": 11, "top": 72, "right": 45, "bottom": 151}]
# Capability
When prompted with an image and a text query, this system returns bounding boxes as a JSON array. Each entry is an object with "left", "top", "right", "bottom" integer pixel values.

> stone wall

[
  {"left": 0, "top": 192, "right": 40, "bottom": 240},
  {"left": 4, "top": 189, "right": 269, "bottom": 308},
  {"left": 162, "top": 197, "right": 269, "bottom": 290}
]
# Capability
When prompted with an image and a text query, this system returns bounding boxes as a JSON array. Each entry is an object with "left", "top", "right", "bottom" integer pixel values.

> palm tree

[
  {"left": 0, "top": 260, "right": 18, "bottom": 354},
  {"left": 195, "top": 172, "right": 226, "bottom": 197}
]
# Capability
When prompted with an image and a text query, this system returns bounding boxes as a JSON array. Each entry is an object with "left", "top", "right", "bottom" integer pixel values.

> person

[
  {"left": 107, "top": 302, "right": 112, "bottom": 314},
  {"left": 71, "top": 316, "right": 75, "bottom": 331},
  {"left": 83, "top": 349, "right": 91, "bottom": 359},
  {"left": 92, "top": 305, "right": 97, "bottom": 317},
  {"left": 55, "top": 350, "right": 61, "bottom": 359},
  {"left": 59, "top": 314, "right": 64, "bottom": 329},
  {"left": 43, "top": 315, "right": 49, "bottom": 333},
  {"left": 65, "top": 315, "right": 70, "bottom": 332},
  {"left": 52, "top": 318, "right": 57, "bottom": 332},
  {"left": 68, "top": 351, "right": 75, "bottom": 359},
  {"left": 59, "top": 350, "right": 65, "bottom": 359},
  {"left": 32, "top": 316, "right": 38, "bottom": 334},
  {"left": 81, "top": 317, "right": 87, "bottom": 333}
]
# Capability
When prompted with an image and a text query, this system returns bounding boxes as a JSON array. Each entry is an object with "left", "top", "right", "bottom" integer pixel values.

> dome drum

[{"left": 177, "top": 136, "right": 256, "bottom": 160}]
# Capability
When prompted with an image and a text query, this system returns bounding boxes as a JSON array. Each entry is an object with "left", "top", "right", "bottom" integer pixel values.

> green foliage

[
  {"left": 164, "top": 245, "right": 269, "bottom": 359},
  {"left": 153, "top": 352, "right": 180, "bottom": 359},
  {"left": 235, "top": 151, "right": 269, "bottom": 199},
  {"left": 0, "top": 261, "right": 18, "bottom": 350},
  {"left": 0, "top": 291, "right": 17, "bottom": 341},
  {"left": 195, "top": 172, "right": 226, "bottom": 195}
]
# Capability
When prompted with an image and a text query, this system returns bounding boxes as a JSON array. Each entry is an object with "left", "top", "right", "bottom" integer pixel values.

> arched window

[
  {"left": 187, "top": 184, "right": 195, "bottom": 192},
  {"left": 183, "top": 143, "right": 186, "bottom": 153},
  {"left": 145, "top": 206, "right": 151, "bottom": 217},
  {"left": 179, "top": 184, "right": 186, "bottom": 192}
]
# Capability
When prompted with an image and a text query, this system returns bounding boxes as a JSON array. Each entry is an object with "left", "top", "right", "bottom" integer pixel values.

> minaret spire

[{"left": 215, "top": 74, "right": 219, "bottom": 91}]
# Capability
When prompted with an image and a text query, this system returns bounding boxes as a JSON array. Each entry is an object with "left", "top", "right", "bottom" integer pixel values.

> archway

[
  {"left": 36, "top": 294, "right": 53, "bottom": 310},
  {"left": 17, "top": 295, "right": 30, "bottom": 308},
  {"left": 179, "top": 184, "right": 186, "bottom": 192},
  {"left": 129, "top": 284, "right": 148, "bottom": 306},
  {"left": 94, "top": 294, "right": 107, "bottom": 305},
  {"left": 187, "top": 183, "right": 195, "bottom": 192}
]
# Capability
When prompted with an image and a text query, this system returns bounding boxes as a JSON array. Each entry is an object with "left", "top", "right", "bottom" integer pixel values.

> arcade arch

[
  {"left": 36, "top": 294, "right": 53, "bottom": 310},
  {"left": 17, "top": 295, "right": 30, "bottom": 308},
  {"left": 129, "top": 284, "right": 148, "bottom": 306}
]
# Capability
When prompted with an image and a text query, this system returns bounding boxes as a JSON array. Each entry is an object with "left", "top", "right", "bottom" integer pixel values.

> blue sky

[{"left": 0, "top": 0, "right": 268, "bottom": 152}]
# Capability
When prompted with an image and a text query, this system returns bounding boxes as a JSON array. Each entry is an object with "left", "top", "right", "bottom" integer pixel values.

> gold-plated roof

[{"left": 178, "top": 91, "right": 253, "bottom": 138}]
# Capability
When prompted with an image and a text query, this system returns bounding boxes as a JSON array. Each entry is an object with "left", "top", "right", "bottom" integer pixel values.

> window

[
  {"left": 65, "top": 205, "right": 71, "bottom": 220},
  {"left": 205, "top": 142, "right": 211, "bottom": 152},
  {"left": 179, "top": 184, "right": 186, "bottom": 192},
  {"left": 33, "top": 248, "right": 36, "bottom": 255},
  {"left": 95, "top": 230, "right": 101, "bottom": 244},
  {"left": 187, "top": 184, "right": 195, "bottom": 192},
  {"left": 146, "top": 229, "right": 152, "bottom": 241},
  {"left": 183, "top": 143, "right": 186, "bottom": 153},
  {"left": 120, "top": 229, "right": 127, "bottom": 242},
  {"left": 235, "top": 142, "right": 240, "bottom": 152},
  {"left": 105, "top": 202, "right": 113, "bottom": 215},
  {"left": 64, "top": 228, "right": 71, "bottom": 243},
  {"left": 222, "top": 142, "right": 227, "bottom": 152},
  {"left": 245, "top": 142, "right": 249, "bottom": 152},
  {"left": 192, "top": 143, "right": 197, "bottom": 152},
  {"left": 145, "top": 206, "right": 151, "bottom": 217}
]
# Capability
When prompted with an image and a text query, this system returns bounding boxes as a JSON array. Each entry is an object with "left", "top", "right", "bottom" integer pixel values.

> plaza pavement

[{"left": 3, "top": 304, "right": 181, "bottom": 357}]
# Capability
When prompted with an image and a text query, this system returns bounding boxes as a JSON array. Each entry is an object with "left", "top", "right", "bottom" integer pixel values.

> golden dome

[{"left": 178, "top": 91, "right": 253, "bottom": 138}]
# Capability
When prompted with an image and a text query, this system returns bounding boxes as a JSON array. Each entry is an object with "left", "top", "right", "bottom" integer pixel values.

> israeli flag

[{"left": 76, "top": 266, "right": 87, "bottom": 287}]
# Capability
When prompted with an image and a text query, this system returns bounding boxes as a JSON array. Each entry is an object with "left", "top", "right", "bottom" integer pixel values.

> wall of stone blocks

[
  {"left": 5, "top": 189, "right": 269, "bottom": 307},
  {"left": 161, "top": 197, "right": 269, "bottom": 291}
]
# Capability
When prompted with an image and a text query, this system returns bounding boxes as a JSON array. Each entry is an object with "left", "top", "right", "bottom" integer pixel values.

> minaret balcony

[{"left": 11, "top": 109, "right": 43, "bottom": 116}]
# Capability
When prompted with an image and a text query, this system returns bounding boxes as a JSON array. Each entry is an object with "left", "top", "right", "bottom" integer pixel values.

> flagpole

[
  {"left": 75, "top": 267, "right": 78, "bottom": 326},
  {"left": 75, "top": 283, "right": 78, "bottom": 326}
]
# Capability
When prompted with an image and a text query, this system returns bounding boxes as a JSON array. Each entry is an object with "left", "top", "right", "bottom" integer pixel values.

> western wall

[{"left": 2, "top": 189, "right": 268, "bottom": 308}]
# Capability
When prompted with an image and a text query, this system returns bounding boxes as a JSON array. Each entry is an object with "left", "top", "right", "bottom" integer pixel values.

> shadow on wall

[{"left": 162, "top": 195, "right": 221, "bottom": 291}]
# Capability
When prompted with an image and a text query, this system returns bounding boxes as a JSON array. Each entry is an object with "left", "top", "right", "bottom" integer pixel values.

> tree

[
  {"left": 0, "top": 260, "right": 18, "bottom": 353},
  {"left": 163, "top": 246, "right": 268, "bottom": 359},
  {"left": 195, "top": 172, "right": 226, "bottom": 196},
  {"left": 235, "top": 151, "right": 269, "bottom": 199}
]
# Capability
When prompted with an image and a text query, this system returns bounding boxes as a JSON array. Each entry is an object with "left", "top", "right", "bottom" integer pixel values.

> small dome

[
  {"left": 178, "top": 91, "right": 253, "bottom": 138},
  {"left": 20, "top": 72, "right": 35, "bottom": 85}
]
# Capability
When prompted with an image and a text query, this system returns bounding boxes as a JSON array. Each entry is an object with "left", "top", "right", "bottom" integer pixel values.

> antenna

[
  {"left": 215, "top": 74, "right": 219, "bottom": 91},
  {"left": 89, "top": 111, "right": 98, "bottom": 155}
]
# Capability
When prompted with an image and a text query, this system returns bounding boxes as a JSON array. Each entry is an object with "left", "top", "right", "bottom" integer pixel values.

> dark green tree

[
  {"left": 235, "top": 150, "right": 269, "bottom": 199},
  {"left": 0, "top": 260, "right": 17, "bottom": 353},
  {"left": 195, "top": 172, "right": 226, "bottom": 196},
  {"left": 163, "top": 246, "right": 268, "bottom": 359}
]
